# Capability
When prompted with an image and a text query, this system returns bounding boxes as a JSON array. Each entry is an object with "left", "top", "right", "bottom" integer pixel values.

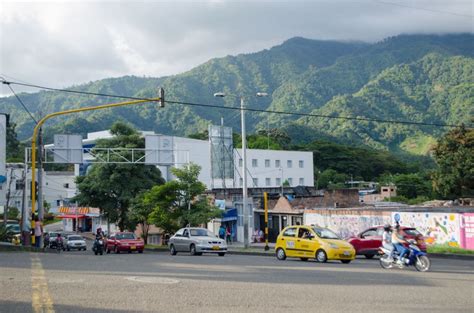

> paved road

[{"left": 0, "top": 250, "right": 473, "bottom": 313}]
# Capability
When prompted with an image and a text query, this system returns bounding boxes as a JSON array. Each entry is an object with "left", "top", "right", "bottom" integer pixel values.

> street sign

[
  {"left": 53, "top": 134, "right": 83, "bottom": 163},
  {"left": 145, "top": 135, "right": 174, "bottom": 165}
]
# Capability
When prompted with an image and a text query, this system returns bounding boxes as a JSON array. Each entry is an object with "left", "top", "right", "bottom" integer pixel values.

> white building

[
  {"left": 1, "top": 165, "right": 76, "bottom": 215},
  {"left": 75, "top": 130, "right": 314, "bottom": 189}
]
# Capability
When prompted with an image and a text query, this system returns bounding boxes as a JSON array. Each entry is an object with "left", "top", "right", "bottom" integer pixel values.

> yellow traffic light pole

[{"left": 30, "top": 96, "right": 162, "bottom": 245}]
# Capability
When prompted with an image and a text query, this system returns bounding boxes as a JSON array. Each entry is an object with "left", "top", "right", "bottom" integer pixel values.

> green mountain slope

[{"left": 0, "top": 34, "right": 472, "bottom": 155}]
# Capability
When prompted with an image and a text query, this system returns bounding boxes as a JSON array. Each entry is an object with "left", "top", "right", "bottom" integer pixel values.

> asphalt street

[{"left": 0, "top": 249, "right": 473, "bottom": 313}]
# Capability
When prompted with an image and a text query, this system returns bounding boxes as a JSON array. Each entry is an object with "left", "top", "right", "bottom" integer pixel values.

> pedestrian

[
  {"left": 218, "top": 225, "right": 226, "bottom": 240},
  {"left": 226, "top": 226, "right": 232, "bottom": 245},
  {"left": 34, "top": 217, "right": 43, "bottom": 248}
]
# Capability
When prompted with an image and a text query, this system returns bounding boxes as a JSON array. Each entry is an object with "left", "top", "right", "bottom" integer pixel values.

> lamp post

[{"left": 214, "top": 91, "right": 268, "bottom": 248}]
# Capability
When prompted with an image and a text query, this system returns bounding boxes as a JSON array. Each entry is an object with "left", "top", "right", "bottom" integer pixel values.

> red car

[
  {"left": 106, "top": 232, "right": 144, "bottom": 254},
  {"left": 347, "top": 226, "right": 426, "bottom": 258}
]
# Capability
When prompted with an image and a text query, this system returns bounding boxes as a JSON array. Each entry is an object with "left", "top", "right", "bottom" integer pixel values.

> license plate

[
  {"left": 212, "top": 246, "right": 219, "bottom": 250},
  {"left": 131, "top": 246, "right": 136, "bottom": 250}
]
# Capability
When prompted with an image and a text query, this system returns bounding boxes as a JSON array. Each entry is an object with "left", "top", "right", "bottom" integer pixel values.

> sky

[{"left": 0, "top": 0, "right": 473, "bottom": 96}]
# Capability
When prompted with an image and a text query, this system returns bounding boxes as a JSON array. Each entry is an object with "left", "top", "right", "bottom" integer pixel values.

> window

[
  {"left": 63, "top": 183, "right": 69, "bottom": 188},
  {"left": 299, "top": 178, "right": 304, "bottom": 185},
  {"left": 282, "top": 227, "right": 297, "bottom": 237},
  {"left": 276, "top": 178, "right": 281, "bottom": 186},
  {"left": 287, "top": 178, "right": 293, "bottom": 186},
  {"left": 265, "top": 159, "right": 270, "bottom": 168},
  {"left": 265, "top": 178, "right": 271, "bottom": 186},
  {"left": 298, "top": 228, "right": 312, "bottom": 238},
  {"left": 239, "top": 178, "right": 243, "bottom": 186},
  {"left": 287, "top": 160, "right": 292, "bottom": 168},
  {"left": 252, "top": 159, "right": 258, "bottom": 167},
  {"left": 275, "top": 160, "right": 281, "bottom": 168},
  {"left": 252, "top": 178, "right": 258, "bottom": 186},
  {"left": 239, "top": 159, "right": 243, "bottom": 167},
  {"left": 182, "top": 229, "right": 189, "bottom": 237},
  {"left": 299, "top": 160, "right": 304, "bottom": 168},
  {"left": 15, "top": 181, "right": 24, "bottom": 190},
  {"left": 382, "top": 188, "right": 388, "bottom": 192},
  {"left": 361, "top": 229, "right": 377, "bottom": 238}
]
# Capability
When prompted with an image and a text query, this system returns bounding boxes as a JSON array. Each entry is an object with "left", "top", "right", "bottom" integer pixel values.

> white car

[
  {"left": 168, "top": 228, "right": 227, "bottom": 256},
  {"left": 65, "top": 235, "right": 87, "bottom": 251}
]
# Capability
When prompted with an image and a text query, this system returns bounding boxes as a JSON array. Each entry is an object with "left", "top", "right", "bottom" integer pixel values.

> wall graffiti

[
  {"left": 304, "top": 212, "right": 391, "bottom": 239},
  {"left": 392, "top": 212, "right": 461, "bottom": 247}
]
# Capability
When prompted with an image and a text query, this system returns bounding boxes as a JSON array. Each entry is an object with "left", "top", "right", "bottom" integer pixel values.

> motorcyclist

[
  {"left": 44, "top": 232, "right": 50, "bottom": 248},
  {"left": 93, "top": 228, "right": 104, "bottom": 250},
  {"left": 56, "top": 233, "right": 63, "bottom": 250},
  {"left": 382, "top": 224, "right": 394, "bottom": 261},
  {"left": 392, "top": 223, "right": 409, "bottom": 265}
]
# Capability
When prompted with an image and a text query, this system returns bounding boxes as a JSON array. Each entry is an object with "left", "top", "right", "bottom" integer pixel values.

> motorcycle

[
  {"left": 379, "top": 239, "right": 431, "bottom": 272},
  {"left": 56, "top": 238, "right": 64, "bottom": 253},
  {"left": 93, "top": 237, "right": 104, "bottom": 255}
]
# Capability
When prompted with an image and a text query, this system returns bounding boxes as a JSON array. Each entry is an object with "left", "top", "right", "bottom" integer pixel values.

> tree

[
  {"left": 75, "top": 122, "right": 165, "bottom": 231},
  {"left": 147, "top": 163, "right": 222, "bottom": 235},
  {"left": 128, "top": 193, "right": 154, "bottom": 244},
  {"left": 6, "top": 121, "right": 22, "bottom": 162},
  {"left": 432, "top": 126, "right": 474, "bottom": 199}
]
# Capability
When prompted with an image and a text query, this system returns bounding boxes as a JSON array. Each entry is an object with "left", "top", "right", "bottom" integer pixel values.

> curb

[{"left": 428, "top": 253, "right": 474, "bottom": 260}]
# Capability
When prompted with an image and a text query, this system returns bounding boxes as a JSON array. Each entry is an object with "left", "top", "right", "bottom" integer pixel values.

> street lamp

[{"left": 214, "top": 91, "right": 268, "bottom": 248}]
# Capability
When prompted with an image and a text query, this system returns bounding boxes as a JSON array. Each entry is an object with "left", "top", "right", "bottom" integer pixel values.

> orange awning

[{"left": 57, "top": 214, "right": 86, "bottom": 219}]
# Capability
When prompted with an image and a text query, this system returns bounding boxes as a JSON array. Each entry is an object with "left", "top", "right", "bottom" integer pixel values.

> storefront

[{"left": 57, "top": 207, "right": 101, "bottom": 233}]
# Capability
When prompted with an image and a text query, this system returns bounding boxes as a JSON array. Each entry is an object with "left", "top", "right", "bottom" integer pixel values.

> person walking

[
  {"left": 34, "top": 217, "right": 43, "bottom": 248},
  {"left": 218, "top": 225, "right": 226, "bottom": 240},
  {"left": 226, "top": 226, "right": 232, "bottom": 245}
]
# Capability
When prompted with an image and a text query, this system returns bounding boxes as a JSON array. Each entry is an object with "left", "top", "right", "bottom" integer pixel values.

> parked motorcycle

[
  {"left": 93, "top": 237, "right": 104, "bottom": 255},
  {"left": 379, "top": 239, "right": 431, "bottom": 272}
]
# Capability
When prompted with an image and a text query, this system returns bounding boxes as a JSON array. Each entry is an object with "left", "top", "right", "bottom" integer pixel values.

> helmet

[{"left": 383, "top": 224, "right": 392, "bottom": 231}]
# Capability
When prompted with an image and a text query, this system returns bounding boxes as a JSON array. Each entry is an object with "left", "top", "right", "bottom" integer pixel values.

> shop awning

[
  {"left": 57, "top": 214, "right": 86, "bottom": 219},
  {"left": 222, "top": 208, "right": 237, "bottom": 222}
]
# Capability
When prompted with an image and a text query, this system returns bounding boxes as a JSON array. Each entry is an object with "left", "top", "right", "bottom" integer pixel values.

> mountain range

[{"left": 1, "top": 33, "right": 473, "bottom": 155}]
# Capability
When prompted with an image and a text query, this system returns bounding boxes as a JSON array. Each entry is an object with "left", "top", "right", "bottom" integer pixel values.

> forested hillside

[{"left": 0, "top": 34, "right": 472, "bottom": 155}]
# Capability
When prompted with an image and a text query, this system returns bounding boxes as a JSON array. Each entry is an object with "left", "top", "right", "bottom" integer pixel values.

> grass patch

[
  {"left": 400, "top": 134, "right": 437, "bottom": 155},
  {"left": 427, "top": 244, "right": 474, "bottom": 255},
  {"left": 43, "top": 218, "right": 61, "bottom": 226}
]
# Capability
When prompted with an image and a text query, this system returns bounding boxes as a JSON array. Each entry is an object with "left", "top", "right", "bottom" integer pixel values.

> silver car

[
  {"left": 65, "top": 235, "right": 87, "bottom": 251},
  {"left": 168, "top": 227, "right": 227, "bottom": 256}
]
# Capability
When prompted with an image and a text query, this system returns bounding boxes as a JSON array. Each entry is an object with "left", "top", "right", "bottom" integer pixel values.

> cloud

[{"left": 1, "top": 0, "right": 472, "bottom": 96}]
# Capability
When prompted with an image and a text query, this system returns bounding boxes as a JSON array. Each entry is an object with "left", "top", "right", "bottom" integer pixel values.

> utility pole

[
  {"left": 37, "top": 128, "right": 44, "bottom": 248},
  {"left": 263, "top": 191, "right": 269, "bottom": 251},
  {"left": 21, "top": 148, "right": 29, "bottom": 245},
  {"left": 241, "top": 97, "right": 249, "bottom": 249}
]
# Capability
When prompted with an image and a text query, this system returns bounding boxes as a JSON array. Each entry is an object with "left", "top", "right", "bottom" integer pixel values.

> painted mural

[
  {"left": 304, "top": 212, "right": 391, "bottom": 239},
  {"left": 461, "top": 213, "right": 474, "bottom": 250},
  {"left": 392, "top": 212, "right": 461, "bottom": 247}
]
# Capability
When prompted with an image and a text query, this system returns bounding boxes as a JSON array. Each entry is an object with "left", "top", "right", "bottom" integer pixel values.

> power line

[
  {"left": 1, "top": 79, "right": 38, "bottom": 124},
  {"left": 2, "top": 79, "right": 471, "bottom": 129},
  {"left": 375, "top": 0, "right": 474, "bottom": 18}
]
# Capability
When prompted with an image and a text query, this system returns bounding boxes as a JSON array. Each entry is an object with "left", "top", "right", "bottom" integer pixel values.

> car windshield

[
  {"left": 68, "top": 236, "right": 82, "bottom": 241},
  {"left": 7, "top": 225, "right": 20, "bottom": 232},
  {"left": 312, "top": 227, "right": 340, "bottom": 239},
  {"left": 403, "top": 228, "right": 422, "bottom": 236},
  {"left": 190, "top": 229, "right": 215, "bottom": 237},
  {"left": 116, "top": 233, "right": 135, "bottom": 240}
]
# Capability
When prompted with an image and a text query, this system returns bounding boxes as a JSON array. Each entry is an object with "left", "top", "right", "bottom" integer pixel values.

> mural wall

[
  {"left": 304, "top": 210, "right": 391, "bottom": 239},
  {"left": 304, "top": 209, "right": 473, "bottom": 250},
  {"left": 392, "top": 212, "right": 461, "bottom": 247}
]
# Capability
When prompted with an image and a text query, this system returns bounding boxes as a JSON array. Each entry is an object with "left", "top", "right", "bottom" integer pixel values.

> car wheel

[
  {"left": 276, "top": 248, "right": 286, "bottom": 261},
  {"left": 67, "top": 247, "right": 70, "bottom": 251},
  {"left": 94, "top": 251, "right": 98, "bottom": 255},
  {"left": 341, "top": 260, "right": 351, "bottom": 264},
  {"left": 115, "top": 246, "right": 120, "bottom": 254},
  {"left": 300, "top": 257, "right": 308, "bottom": 261},
  {"left": 100, "top": 251, "right": 103, "bottom": 255},
  {"left": 365, "top": 254, "right": 375, "bottom": 259},
  {"left": 170, "top": 244, "right": 177, "bottom": 255},
  {"left": 316, "top": 249, "right": 327, "bottom": 263},
  {"left": 218, "top": 253, "right": 225, "bottom": 257},
  {"left": 138, "top": 250, "right": 143, "bottom": 254},
  {"left": 190, "top": 244, "right": 197, "bottom": 256},
  {"left": 106, "top": 248, "right": 110, "bottom": 254}
]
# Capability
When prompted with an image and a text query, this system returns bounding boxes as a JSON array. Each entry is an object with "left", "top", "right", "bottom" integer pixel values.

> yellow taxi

[{"left": 275, "top": 225, "right": 356, "bottom": 263}]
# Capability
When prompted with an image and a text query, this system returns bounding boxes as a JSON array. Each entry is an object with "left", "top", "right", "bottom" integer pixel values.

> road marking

[
  {"left": 125, "top": 276, "right": 180, "bottom": 284},
  {"left": 31, "top": 254, "right": 55, "bottom": 313}
]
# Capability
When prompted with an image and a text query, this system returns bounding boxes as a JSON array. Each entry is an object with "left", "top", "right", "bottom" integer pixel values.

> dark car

[{"left": 347, "top": 226, "right": 427, "bottom": 258}]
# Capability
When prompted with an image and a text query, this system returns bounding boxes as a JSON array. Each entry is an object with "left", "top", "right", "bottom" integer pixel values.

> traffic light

[
  {"left": 159, "top": 87, "right": 165, "bottom": 108},
  {"left": 30, "top": 181, "right": 38, "bottom": 201}
]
